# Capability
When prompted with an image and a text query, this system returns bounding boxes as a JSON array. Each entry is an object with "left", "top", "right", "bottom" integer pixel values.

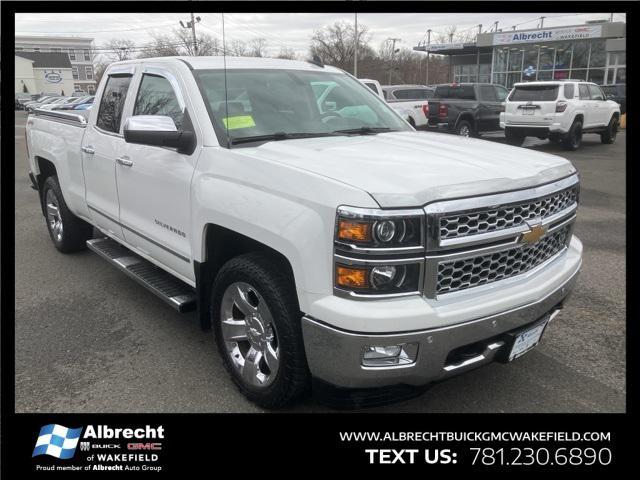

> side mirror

[{"left": 123, "top": 115, "right": 195, "bottom": 155}]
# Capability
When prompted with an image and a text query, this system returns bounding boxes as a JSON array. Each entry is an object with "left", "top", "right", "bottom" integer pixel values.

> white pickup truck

[
  {"left": 26, "top": 56, "right": 582, "bottom": 408},
  {"left": 359, "top": 78, "right": 431, "bottom": 128}
]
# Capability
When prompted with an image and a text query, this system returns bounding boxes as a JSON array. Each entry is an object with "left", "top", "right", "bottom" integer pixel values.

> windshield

[{"left": 194, "top": 68, "right": 411, "bottom": 146}]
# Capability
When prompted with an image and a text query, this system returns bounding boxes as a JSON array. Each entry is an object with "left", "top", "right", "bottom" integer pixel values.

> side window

[
  {"left": 588, "top": 84, "right": 605, "bottom": 101},
  {"left": 578, "top": 84, "right": 590, "bottom": 100},
  {"left": 393, "top": 89, "right": 411, "bottom": 100},
  {"left": 96, "top": 74, "right": 133, "bottom": 133},
  {"left": 133, "top": 74, "right": 184, "bottom": 129},
  {"left": 495, "top": 86, "right": 509, "bottom": 101},
  {"left": 434, "top": 86, "right": 450, "bottom": 98},
  {"left": 478, "top": 85, "right": 497, "bottom": 101},
  {"left": 564, "top": 83, "right": 575, "bottom": 99}
]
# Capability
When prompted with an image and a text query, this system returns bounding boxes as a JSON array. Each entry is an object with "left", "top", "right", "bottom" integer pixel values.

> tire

[
  {"left": 455, "top": 119, "right": 474, "bottom": 137},
  {"left": 505, "top": 129, "right": 525, "bottom": 146},
  {"left": 210, "top": 252, "right": 309, "bottom": 409},
  {"left": 601, "top": 116, "right": 619, "bottom": 144},
  {"left": 407, "top": 117, "right": 416, "bottom": 128},
  {"left": 562, "top": 119, "right": 583, "bottom": 151},
  {"left": 42, "top": 176, "right": 93, "bottom": 253}
]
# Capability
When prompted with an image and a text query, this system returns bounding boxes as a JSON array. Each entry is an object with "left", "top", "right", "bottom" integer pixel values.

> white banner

[
  {"left": 427, "top": 43, "right": 465, "bottom": 52},
  {"left": 493, "top": 25, "right": 603, "bottom": 45}
]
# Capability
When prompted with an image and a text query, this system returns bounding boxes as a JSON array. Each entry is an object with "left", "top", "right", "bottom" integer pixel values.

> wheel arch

[{"left": 195, "top": 224, "right": 299, "bottom": 330}]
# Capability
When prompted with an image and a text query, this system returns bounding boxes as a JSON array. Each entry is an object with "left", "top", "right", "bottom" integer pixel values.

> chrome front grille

[
  {"left": 439, "top": 185, "right": 578, "bottom": 240},
  {"left": 423, "top": 175, "right": 579, "bottom": 298},
  {"left": 436, "top": 225, "right": 571, "bottom": 295}
]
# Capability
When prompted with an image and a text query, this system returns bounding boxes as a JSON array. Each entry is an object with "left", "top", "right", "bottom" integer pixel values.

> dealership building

[
  {"left": 15, "top": 52, "right": 76, "bottom": 96},
  {"left": 416, "top": 21, "right": 626, "bottom": 88}
]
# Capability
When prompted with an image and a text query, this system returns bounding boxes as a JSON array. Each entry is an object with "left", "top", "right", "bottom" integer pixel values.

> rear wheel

[
  {"left": 505, "top": 129, "right": 525, "bottom": 146},
  {"left": 562, "top": 119, "right": 583, "bottom": 151},
  {"left": 456, "top": 120, "right": 474, "bottom": 137},
  {"left": 42, "top": 176, "right": 93, "bottom": 253},
  {"left": 211, "top": 253, "right": 309, "bottom": 409},
  {"left": 601, "top": 116, "right": 619, "bottom": 144}
]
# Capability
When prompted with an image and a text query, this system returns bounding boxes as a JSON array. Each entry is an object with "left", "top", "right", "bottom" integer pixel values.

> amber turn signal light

[
  {"left": 338, "top": 220, "right": 371, "bottom": 242},
  {"left": 336, "top": 265, "right": 369, "bottom": 289}
]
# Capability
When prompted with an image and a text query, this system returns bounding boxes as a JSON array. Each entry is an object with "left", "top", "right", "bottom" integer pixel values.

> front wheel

[
  {"left": 211, "top": 253, "right": 310, "bottom": 409},
  {"left": 42, "top": 176, "right": 93, "bottom": 253},
  {"left": 601, "top": 116, "right": 619, "bottom": 144}
]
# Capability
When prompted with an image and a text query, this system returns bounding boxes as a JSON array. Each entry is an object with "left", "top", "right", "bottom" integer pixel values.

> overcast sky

[{"left": 15, "top": 11, "right": 626, "bottom": 60}]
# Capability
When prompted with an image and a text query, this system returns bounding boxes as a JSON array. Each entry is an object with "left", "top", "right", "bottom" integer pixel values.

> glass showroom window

[{"left": 606, "top": 51, "right": 626, "bottom": 84}]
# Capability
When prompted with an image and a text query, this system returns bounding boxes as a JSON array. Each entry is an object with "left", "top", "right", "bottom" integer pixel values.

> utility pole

[
  {"left": 494, "top": 21, "right": 499, "bottom": 32},
  {"left": 426, "top": 29, "right": 431, "bottom": 85},
  {"left": 610, "top": 13, "right": 614, "bottom": 22},
  {"left": 540, "top": 16, "right": 546, "bottom": 28},
  {"left": 179, "top": 13, "right": 201, "bottom": 56},
  {"left": 387, "top": 37, "right": 401, "bottom": 84},
  {"left": 478, "top": 24, "right": 482, "bottom": 36},
  {"left": 354, "top": 12, "right": 358, "bottom": 77}
]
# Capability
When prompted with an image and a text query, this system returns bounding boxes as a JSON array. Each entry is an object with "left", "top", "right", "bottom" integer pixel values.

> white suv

[{"left": 501, "top": 80, "right": 620, "bottom": 150}]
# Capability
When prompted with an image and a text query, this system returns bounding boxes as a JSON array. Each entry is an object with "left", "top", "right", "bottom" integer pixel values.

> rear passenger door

[{"left": 82, "top": 68, "right": 135, "bottom": 240}]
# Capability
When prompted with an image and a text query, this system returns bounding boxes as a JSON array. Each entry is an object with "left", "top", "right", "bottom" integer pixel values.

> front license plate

[{"left": 508, "top": 321, "right": 547, "bottom": 361}]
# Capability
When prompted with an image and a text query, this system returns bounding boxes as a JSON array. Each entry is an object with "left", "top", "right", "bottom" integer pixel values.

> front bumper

[{"left": 302, "top": 263, "right": 579, "bottom": 389}]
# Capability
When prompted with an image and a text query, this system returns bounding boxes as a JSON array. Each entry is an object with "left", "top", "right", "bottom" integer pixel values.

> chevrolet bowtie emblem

[{"left": 520, "top": 223, "right": 546, "bottom": 245}]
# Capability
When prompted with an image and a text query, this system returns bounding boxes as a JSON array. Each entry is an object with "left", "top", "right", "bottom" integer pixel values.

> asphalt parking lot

[{"left": 14, "top": 111, "right": 626, "bottom": 413}]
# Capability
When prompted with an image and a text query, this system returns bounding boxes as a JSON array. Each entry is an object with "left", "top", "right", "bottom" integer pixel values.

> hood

[{"left": 240, "top": 131, "right": 576, "bottom": 208}]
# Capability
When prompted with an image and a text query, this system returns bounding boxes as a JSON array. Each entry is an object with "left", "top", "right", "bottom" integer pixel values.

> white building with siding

[{"left": 15, "top": 35, "right": 97, "bottom": 94}]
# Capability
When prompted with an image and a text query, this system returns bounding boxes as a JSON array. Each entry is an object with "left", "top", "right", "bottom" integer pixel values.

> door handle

[
  {"left": 116, "top": 156, "right": 134, "bottom": 167},
  {"left": 81, "top": 145, "right": 95, "bottom": 155}
]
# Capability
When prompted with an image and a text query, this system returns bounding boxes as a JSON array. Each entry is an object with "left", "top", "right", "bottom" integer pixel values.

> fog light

[{"left": 362, "top": 343, "right": 419, "bottom": 367}]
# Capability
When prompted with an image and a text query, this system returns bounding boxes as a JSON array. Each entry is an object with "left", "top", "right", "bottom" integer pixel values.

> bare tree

[
  {"left": 247, "top": 38, "right": 268, "bottom": 57},
  {"left": 229, "top": 39, "right": 248, "bottom": 56},
  {"left": 93, "top": 57, "right": 110, "bottom": 86},
  {"left": 275, "top": 47, "right": 298, "bottom": 60},
  {"left": 102, "top": 39, "right": 135, "bottom": 62},
  {"left": 137, "top": 29, "right": 221, "bottom": 58},
  {"left": 310, "top": 21, "right": 372, "bottom": 71}
]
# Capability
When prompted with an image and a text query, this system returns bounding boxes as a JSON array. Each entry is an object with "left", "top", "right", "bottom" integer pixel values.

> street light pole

[
  {"left": 426, "top": 29, "right": 431, "bottom": 85},
  {"left": 387, "top": 38, "right": 401, "bottom": 84},
  {"left": 180, "top": 13, "right": 201, "bottom": 56},
  {"left": 354, "top": 12, "right": 358, "bottom": 77}
]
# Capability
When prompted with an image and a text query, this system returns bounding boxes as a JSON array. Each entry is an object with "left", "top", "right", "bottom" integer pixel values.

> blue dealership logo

[{"left": 33, "top": 424, "right": 83, "bottom": 459}]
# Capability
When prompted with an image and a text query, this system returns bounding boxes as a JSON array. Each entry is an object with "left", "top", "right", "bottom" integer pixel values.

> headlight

[
  {"left": 335, "top": 207, "right": 423, "bottom": 248},
  {"left": 334, "top": 206, "right": 425, "bottom": 298}
]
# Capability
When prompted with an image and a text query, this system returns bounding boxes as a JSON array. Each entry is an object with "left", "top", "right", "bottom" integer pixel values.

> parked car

[
  {"left": 54, "top": 96, "right": 95, "bottom": 110},
  {"left": 359, "top": 80, "right": 431, "bottom": 128},
  {"left": 73, "top": 103, "right": 94, "bottom": 111},
  {"left": 15, "top": 93, "right": 36, "bottom": 110},
  {"left": 501, "top": 80, "right": 621, "bottom": 150},
  {"left": 71, "top": 90, "right": 88, "bottom": 97},
  {"left": 600, "top": 84, "right": 626, "bottom": 115},
  {"left": 427, "top": 83, "right": 510, "bottom": 137},
  {"left": 26, "top": 56, "right": 582, "bottom": 408},
  {"left": 25, "top": 96, "right": 62, "bottom": 112},
  {"left": 38, "top": 97, "right": 76, "bottom": 110}
]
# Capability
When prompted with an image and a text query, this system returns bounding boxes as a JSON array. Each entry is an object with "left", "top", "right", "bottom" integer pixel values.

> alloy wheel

[
  {"left": 45, "top": 189, "right": 63, "bottom": 242},
  {"left": 220, "top": 282, "right": 280, "bottom": 388}
]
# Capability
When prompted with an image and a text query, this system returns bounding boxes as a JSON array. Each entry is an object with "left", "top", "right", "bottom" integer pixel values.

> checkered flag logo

[{"left": 32, "top": 424, "right": 83, "bottom": 459}]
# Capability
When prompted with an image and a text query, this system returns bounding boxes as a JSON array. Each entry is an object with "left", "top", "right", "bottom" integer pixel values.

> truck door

[
  {"left": 116, "top": 68, "right": 197, "bottom": 282},
  {"left": 81, "top": 70, "right": 134, "bottom": 240},
  {"left": 587, "top": 84, "right": 609, "bottom": 125},
  {"left": 476, "top": 84, "right": 503, "bottom": 131}
]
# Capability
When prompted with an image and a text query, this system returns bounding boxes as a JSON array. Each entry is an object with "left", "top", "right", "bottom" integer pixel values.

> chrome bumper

[{"left": 301, "top": 267, "right": 579, "bottom": 389}]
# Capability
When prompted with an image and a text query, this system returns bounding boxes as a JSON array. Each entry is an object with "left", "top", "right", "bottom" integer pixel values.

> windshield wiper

[
  {"left": 230, "top": 132, "right": 340, "bottom": 145},
  {"left": 331, "top": 126, "right": 396, "bottom": 135}
]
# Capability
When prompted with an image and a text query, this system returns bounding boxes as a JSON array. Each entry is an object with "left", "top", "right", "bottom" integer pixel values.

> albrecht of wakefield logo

[{"left": 33, "top": 424, "right": 83, "bottom": 459}]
